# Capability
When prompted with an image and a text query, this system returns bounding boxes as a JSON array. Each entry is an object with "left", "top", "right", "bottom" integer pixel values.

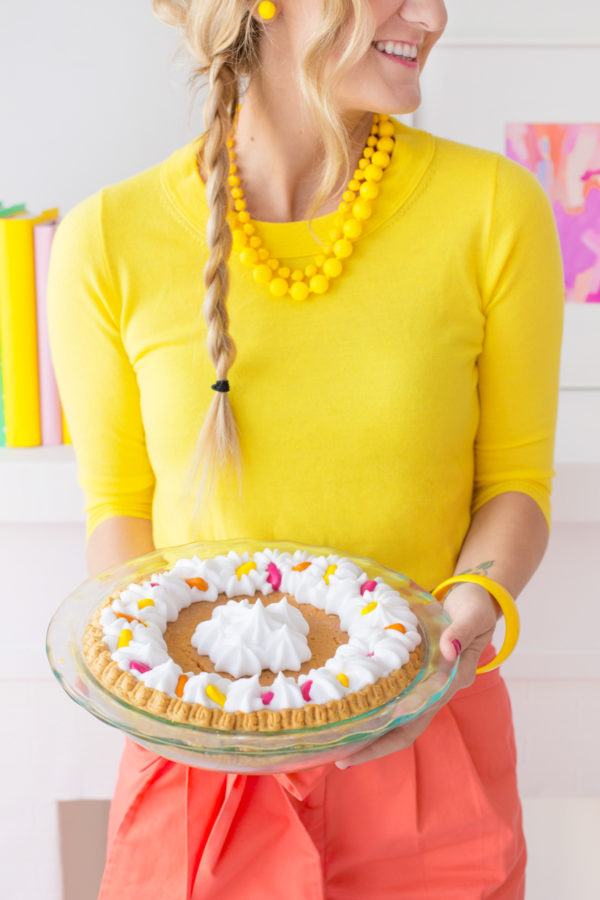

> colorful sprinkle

[
  {"left": 361, "top": 601, "right": 377, "bottom": 616},
  {"left": 206, "top": 684, "right": 226, "bottom": 708},
  {"left": 266, "top": 563, "right": 282, "bottom": 590},
  {"left": 186, "top": 577, "right": 209, "bottom": 591},
  {"left": 301, "top": 680, "right": 313, "bottom": 702},
  {"left": 117, "top": 628, "right": 133, "bottom": 649},
  {"left": 324, "top": 564, "right": 338, "bottom": 585},
  {"left": 115, "top": 612, "right": 148, "bottom": 628},
  {"left": 150, "top": 582, "right": 159, "bottom": 587},
  {"left": 385, "top": 623, "right": 407, "bottom": 634},
  {"left": 137, "top": 598, "right": 154, "bottom": 609},
  {"left": 261, "top": 691, "right": 274, "bottom": 706},
  {"left": 292, "top": 561, "right": 311, "bottom": 572},
  {"left": 129, "top": 661, "right": 151, "bottom": 674},
  {"left": 337, "top": 673, "right": 349, "bottom": 688},
  {"left": 236, "top": 561, "right": 257, "bottom": 579},
  {"left": 366, "top": 652, "right": 375, "bottom": 657},
  {"left": 360, "top": 580, "right": 377, "bottom": 596},
  {"left": 175, "top": 675, "right": 188, "bottom": 698}
]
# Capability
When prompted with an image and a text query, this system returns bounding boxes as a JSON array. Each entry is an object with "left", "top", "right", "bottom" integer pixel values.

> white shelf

[{"left": 0, "top": 445, "right": 85, "bottom": 523}]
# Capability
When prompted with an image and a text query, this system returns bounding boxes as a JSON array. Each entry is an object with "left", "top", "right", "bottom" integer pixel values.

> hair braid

[{"left": 188, "top": 56, "right": 241, "bottom": 513}]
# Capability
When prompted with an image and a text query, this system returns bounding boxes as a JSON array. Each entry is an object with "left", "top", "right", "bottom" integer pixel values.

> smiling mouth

[{"left": 373, "top": 41, "right": 418, "bottom": 62}]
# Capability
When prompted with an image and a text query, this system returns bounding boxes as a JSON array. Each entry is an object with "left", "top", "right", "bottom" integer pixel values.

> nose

[{"left": 398, "top": 0, "right": 448, "bottom": 32}]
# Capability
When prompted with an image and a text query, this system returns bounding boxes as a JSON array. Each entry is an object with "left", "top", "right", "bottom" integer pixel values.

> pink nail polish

[{"left": 452, "top": 639, "right": 462, "bottom": 657}]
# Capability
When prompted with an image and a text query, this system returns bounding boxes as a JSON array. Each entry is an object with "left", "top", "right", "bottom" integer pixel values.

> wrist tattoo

[{"left": 458, "top": 560, "right": 495, "bottom": 578}]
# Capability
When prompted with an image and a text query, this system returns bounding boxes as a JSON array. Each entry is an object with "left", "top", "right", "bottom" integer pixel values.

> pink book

[{"left": 34, "top": 219, "right": 62, "bottom": 445}]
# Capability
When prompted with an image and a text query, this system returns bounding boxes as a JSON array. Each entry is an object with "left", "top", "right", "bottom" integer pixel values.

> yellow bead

[
  {"left": 310, "top": 274, "right": 329, "bottom": 294},
  {"left": 227, "top": 137, "right": 234, "bottom": 149},
  {"left": 258, "top": 0, "right": 277, "bottom": 20},
  {"left": 258, "top": 248, "right": 270, "bottom": 261},
  {"left": 352, "top": 198, "right": 373, "bottom": 220},
  {"left": 342, "top": 190, "right": 356, "bottom": 203},
  {"left": 231, "top": 187, "right": 244, "bottom": 199},
  {"left": 290, "top": 281, "right": 310, "bottom": 301},
  {"left": 373, "top": 113, "right": 381, "bottom": 123},
  {"left": 315, "top": 254, "right": 326, "bottom": 267},
  {"left": 364, "top": 164, "right": 383, "bottom": 183},
  {"left": 304, "top": 264, "right": 318, "bottom": 278},
  {"left": 353, "top": 169, "right": 366, "bottom": 181},
  {"left": 358, "top": 158, "right": 369, "bottom": 170},
  {"left": 323, "top": 257, "right": 343, "bottom": 278},
  {"left": 343, "top": 218, "right": 363, "bottom": 239},
  {"left": 234, "top": 198, "right": 247, "bottom": 211},
  {"left": 371, "top": 150, "right": 391, "bottom": 169},
  {"left": 232, "top": 228, "right": 248, "bottom": 250},
  {"left": 338, "top": 201, "right": 350, "bottom": 214},
  {"left": 240, "top": 247, "right": 259, "bottom": 266},
  {"left": 243, "top": 223, "right": 256, "bottom": 235},
  {"left": 237, "top": 211, "right": 251, "bottom": 223},
  {"left": 278, "top": 266, "right": 291, "bottom": 279},
  {"left": 229, "top": 164, "right": 238, "bottom": 174},
  {"left": 377, "top": 136, "right": 395, "bottom": 154},
  {"left": 267, "top": 258, "right": 280, "bottom": 270},
  {"left": 228, "top": 175, "right": 240, "bottom": 187},
  {"left": 249, "top": 235, "right": 262, "bottom": 249},
  {"left": 333, "top": 238, "right": 353, "bottom": 259},
  {"left": 291, "top": 269, "right": 304, "bottom": 281},
  {"left": 360, "top": 181, "right": 380, "bottom": 200},
  {"left": 367, "top": 135, "right": 378, "bottom": 147},
  {"left": 370, "top": 123, "right": 379, "bottom": 135},
  {"left": 348, "top": 179, "right": 361, "bottom": 192},
  {"left": 269, "top": 277, "right": 289, "bottom": 297},
  {"left": 363, "top": 146, "right": 374, "bottom": 158},
  {"left": 378, "top": 121, "right": 395, "bottom": 137},
  {"left": 253, "top": 264, "right": 273, "bottom": 284}
]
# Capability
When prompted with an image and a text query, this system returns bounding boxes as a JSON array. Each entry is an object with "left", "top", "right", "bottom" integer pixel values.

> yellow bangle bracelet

[{"left": 431, "top": 574, "right": 520, "bottom": 675}]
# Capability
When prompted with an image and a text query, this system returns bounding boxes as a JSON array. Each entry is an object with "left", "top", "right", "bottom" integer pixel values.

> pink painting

[{"left": 506, "top": 123, "right": 600, "bottom": 304}]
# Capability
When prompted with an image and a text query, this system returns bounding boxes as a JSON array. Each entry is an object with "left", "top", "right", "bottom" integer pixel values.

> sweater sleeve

[
  {"left": 47, "top": 191, "right": 155, "bottom": 539},
  {"left": 472, "top": 155, "right": 564, "bottom": 529}
]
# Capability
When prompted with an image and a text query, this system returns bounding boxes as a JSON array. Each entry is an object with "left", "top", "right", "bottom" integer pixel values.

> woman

[{"left": 48, "top": 1, "right": 564, "bottom": 897}]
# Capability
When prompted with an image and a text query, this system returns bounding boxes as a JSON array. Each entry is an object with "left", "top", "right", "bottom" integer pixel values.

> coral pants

[{"left": 99, "top": 661, "right": 525, "bottom": 899}]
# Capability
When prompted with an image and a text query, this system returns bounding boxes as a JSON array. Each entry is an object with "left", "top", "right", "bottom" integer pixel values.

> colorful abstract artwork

[{"left": 506, "top": 123, "right": 600, "bottom": 304}]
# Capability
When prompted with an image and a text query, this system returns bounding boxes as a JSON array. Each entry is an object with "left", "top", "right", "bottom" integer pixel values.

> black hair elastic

[{"left": 211, "top": 380, "right": 230, "bottom": 393}]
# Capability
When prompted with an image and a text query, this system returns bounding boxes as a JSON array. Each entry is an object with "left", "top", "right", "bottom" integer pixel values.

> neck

[{"left": 234, "top": 75, "right": 372, "bottom": 223}]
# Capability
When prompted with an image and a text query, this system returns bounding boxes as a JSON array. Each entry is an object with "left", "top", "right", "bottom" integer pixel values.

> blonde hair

[{"left": 152, "top": 0, "right": 375, "bottom": 519}]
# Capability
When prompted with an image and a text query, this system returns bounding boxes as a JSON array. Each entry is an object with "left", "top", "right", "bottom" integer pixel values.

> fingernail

[{"left": 452, "top": 639, "right": 462, "bottom": 657}]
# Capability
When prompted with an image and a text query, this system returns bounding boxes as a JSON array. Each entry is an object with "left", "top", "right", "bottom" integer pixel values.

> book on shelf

[{"left": 0, "top": 206, "right": 61, "bottom": 447}]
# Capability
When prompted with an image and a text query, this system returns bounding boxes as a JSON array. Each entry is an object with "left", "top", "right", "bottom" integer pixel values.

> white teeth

[{"left": 374, "top": 40, "right": 417, "bottom": 60}]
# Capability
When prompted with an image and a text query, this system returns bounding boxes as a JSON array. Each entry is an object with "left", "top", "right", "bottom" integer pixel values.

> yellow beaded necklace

[{"left": 228, "top": 113, "right": 396, "bottom": 300}]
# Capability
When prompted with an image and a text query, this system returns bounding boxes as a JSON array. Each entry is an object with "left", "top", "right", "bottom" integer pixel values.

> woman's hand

[{"left": 335, "top": 583, "right": 499, "bottom": 769}]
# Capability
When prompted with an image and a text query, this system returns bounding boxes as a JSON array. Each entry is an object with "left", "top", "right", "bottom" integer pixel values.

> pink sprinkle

[
  {"left": 130, "top": 661, "right": 151, "bottom": 674},
  {"left": 266, "top": 562, "right": 282, "bottom": 591},
  {"left": 360, "top": 580, "right": 377, "bottom": 596},
  {"left": 150, "top": 582, "right": 159, "bottom": 587},
  {"left": 366, "top": 652, "right": 375, "bottom": 658},
  {"left": 261, "top": 691, "right": 274, "bottom": 706},
  {"left": 301, "top": 681, "right": 313, "bottom": 702}
]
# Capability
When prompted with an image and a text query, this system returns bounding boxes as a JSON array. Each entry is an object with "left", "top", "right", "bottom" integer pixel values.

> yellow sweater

[{"left": 48, "top": 123, "right": 563, "bottom": 590}]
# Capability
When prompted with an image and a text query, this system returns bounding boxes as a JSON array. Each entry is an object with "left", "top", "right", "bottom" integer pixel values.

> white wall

[{"left": 1, "top": 3, "right": 599, "bottom": 898}]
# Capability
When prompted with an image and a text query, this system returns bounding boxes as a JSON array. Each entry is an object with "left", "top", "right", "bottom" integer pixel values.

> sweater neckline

[{"left": 160, "top": 121, "right": 435, "bottom": 260}]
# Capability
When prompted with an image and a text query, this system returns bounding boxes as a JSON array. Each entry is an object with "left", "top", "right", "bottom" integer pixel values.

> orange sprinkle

[
  {"left": 115, "top": 612, "right": 147, "bottom": 628},
  {"left": 175, "top": 675, "right": 188, "bottom": 698},
  {"left": 324, "top": 564, "right": 338, "bottom": 585},
  {"left": 206, "top": 684, "right": 226, "bottom": 708},
  {"left": 337, "top": 673, "right": 349, "bottom": 688},
  {"left": 186, "top": 577, "right": 209, "bottom": 591},
  {"left": 361, "top": 601, "right": 377, "bottom": 616},
  {"left": 385, "top": 623, "right": 407, "bottom": 634},
  {"left": 292, "top": 561, "right": 311, "bottom": 572}
]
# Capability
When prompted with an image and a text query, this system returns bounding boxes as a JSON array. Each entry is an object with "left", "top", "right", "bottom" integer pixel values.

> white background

[{"left": 1, "top": 2, "right": 599, "bottom": 898}]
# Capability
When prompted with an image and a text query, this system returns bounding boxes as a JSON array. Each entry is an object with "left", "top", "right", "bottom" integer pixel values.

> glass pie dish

[{"left": 46, "top": 539, "right": 458, "bottom": 774}]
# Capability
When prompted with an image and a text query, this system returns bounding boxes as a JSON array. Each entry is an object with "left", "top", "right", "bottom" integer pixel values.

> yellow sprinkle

[
  {"left": 117, "top": 628, "right": 133, "bottom": 648},
  {"left": 137, "top": 598, "right": 154, "bottom": 609},
  {"left": 337, "top": 673, "right": 349, "bottom": 688},
  {"left": 206, "top": 684, "right": 226, "bottom": 708},
  {"left": 361, "top": 601, "right": 377, "bottom": 616},
  {"left": 324, "top": 564, "right": 338, "bottom": 585},
  {"left": 236, "top": 560, "right": 258, "bottom": 578}
]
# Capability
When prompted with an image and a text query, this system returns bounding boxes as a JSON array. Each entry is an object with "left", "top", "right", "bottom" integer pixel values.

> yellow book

[
  {"left": 0, "top": 208, "right": 58, "bottom": 446},
  {"left": 62, "top": 408, "right": 71, "bottom": 445}
]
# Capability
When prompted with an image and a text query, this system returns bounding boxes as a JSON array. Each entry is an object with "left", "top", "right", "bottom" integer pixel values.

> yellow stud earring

[{"left": 257, "top": 1, "right": 277, "bottom": 20}]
